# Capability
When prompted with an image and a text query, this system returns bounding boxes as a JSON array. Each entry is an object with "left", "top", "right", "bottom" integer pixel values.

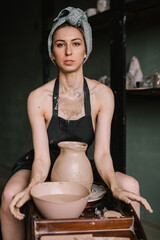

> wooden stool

[{"left": 26, "top": 188, "right": 147, "bottom": 240}]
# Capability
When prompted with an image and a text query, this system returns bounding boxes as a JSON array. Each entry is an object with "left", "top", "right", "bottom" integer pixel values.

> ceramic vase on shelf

[
  {"left": 51, "top": 141, "right": 93, "bottom": 190},
  {"left": 153, "top": 72, "right": 160, "bottom": 88},
  {"left": 97, "top": 0, "right": 110, "bottom": 13},
  {"left": 127, "top": 56, "right": 144, "bottom": 88}
]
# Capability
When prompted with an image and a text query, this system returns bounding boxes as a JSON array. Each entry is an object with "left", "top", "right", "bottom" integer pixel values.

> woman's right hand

[
  {"left": 112, "top": 187, "right": 153, "bottom": 214},
  {"left": 9, "top": 187, "right": 31, "bottom": 220}
]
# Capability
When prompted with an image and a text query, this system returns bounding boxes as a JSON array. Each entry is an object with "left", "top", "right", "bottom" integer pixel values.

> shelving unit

[
  {"left": 127, "top": 88, "right": 160, "bottom": 96},
  {"left": 88, "top": 0, "right": 160, "bottom": 98},
  {"left": 88, "top": 0, "right": 160, "bottom": 31},
  {"left": 87, "top": 0, "right": 160, "bottom": 172}
]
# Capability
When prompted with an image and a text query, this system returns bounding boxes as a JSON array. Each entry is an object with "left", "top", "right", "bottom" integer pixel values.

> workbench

[{"left": 26, "top": 186, "right": 147, "bottom": 240}]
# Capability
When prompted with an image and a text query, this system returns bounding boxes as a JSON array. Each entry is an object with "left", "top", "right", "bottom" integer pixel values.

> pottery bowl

[{"left": 30, "top": 181, "right": 90, "bottom": 219}]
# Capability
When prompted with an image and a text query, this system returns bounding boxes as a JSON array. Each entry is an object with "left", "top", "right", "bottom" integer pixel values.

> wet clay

[
  {"left": 103, "top": 210, "right": 123, "bottom": 218},
  {"left": 31, "top": 182, "right": 90, "bottom": 219},
  {"left": 40, "top": 194, "right": 82, "bottom": 203},
  {"left": 58, "top": 87, "right": 84, "bottom": 120},
  {"left": 51, "top": 141, "right": 93, "bottom": 189},
  {"left": 41, "top": 234, "right": 93, "bottom": 240}
]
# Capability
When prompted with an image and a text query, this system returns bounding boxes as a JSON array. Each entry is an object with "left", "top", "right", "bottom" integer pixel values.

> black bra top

[{"left": 47, "top": 78, "right": 95, "bottom": 147}]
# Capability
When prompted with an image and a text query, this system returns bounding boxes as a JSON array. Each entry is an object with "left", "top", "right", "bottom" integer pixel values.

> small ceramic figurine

[
  {"left": 134, "top": 68, "right": 143, "bottom": 87},
  {"left": 97, "top": 0, "right": 110, "bottom": 13},
  {"left": 127, "top": 56, "right": 143, "bottom": 88},
  {"left": 86, "top": 8, "right": 97, "bottom": 17},
  {"left": 153, "top": 72, "right": 160, "bottom": 88},
  {"left": 128, "top": 56, "right": 140, "bottom": 76}
]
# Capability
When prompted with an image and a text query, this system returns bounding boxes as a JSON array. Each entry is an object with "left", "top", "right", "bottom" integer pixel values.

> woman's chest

[{"left": 44, "top": 90, "right": 98, "bottom": 131}]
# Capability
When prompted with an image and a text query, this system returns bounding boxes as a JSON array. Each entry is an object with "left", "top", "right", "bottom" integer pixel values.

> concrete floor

[{"left": 142, "top": 220, "right": 160, "bottom": 240}]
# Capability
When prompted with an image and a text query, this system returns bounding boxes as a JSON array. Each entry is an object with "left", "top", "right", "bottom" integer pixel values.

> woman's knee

[
  {"left": 1, "top": 184, "right": 15, "bottom": 212},
  {"left": 1, "top": 170, "right": 30, "bottom": 212},
  {"left": 115, "top": 171, "right": 140, "bottom": 194}
]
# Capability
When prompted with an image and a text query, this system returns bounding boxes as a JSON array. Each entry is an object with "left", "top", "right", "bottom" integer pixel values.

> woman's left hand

[
  {"left": 9, "top": 187, "right": 31, "bottom": 220},
  {"left": 112, "top": 187, "right": 153, "bottom": 213}
]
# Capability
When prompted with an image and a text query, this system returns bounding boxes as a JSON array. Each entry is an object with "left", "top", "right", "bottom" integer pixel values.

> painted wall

[
  {"left": 126, "top": 24, "right": 160, "bottom": 224},
  {"left": 0, "top": 0, "right": 42, "bottom": 167},
  {"left": 127, "top": 95, "right": 160, "bottom": 224},
  {"left": 87, "top": 17, "right": 160, "bottom": 225}
]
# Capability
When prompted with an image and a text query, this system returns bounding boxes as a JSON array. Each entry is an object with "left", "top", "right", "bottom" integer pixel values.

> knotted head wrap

[{"left": 48, "top": 7, "right": 92, "bottom": 64}]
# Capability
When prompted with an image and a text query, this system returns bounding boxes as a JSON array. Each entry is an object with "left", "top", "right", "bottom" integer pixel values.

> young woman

[{"left": 1, "top": 7, "right": 153, "bottom": 240}]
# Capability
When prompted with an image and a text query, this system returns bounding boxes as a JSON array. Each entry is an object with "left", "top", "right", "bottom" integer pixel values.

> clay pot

[{"left": 51, "top": 141, "right": 93, "bottom": 189}]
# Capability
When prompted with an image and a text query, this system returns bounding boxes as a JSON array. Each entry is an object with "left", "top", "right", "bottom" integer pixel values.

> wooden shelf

[
  {"left": 126, "top": 0, "right": 160, "bottom": 28},
  {"left": 88, "top": 0, "right": 160, "bottom": 31},
  {"left": 126, "top": 87, "right": 160, "bottom": 96},
  {"left": 88, "top": 10, "right": 110, "bottom": 32}
]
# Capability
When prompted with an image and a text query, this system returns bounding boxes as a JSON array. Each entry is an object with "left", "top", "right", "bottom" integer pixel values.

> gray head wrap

[{"left": 48, "top": 7, "right": 92, "bottom": 64}]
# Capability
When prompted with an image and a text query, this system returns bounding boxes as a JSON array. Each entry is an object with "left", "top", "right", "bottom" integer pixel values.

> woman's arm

[
  {"left": 94, "top": 85, "right": 118, "bottom": 190},
  {"left": 94, "top": 84, "right": 153, "bottom": 213},
  {"left": 26, "top": 89, "right": 51, "bottom": 188},
  {"left": 10, "top": 88, "right": 51, "bottom": 220}
]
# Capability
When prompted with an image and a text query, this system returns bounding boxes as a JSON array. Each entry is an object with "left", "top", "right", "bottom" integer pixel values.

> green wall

[
  {"left": 0, "top": 0, "right": 42, "bottom": 167},
  {"left": 86, "top": 19, "right": 160, "bottom": 225},
  {"left": 126, "top": 24, "right": 160, "bottom": 76},
  {"left": 127, "top": 96, "right": 160, "bottom": 224},
  {"left": 126, "top": 24, "right": 160, "bottom": 224}
]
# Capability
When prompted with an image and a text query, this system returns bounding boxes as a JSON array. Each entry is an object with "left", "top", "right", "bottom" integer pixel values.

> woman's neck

[
  {"left": 58, "top": 71, "right": 84, "bottom": 93},
  {"left": 58, "top": 71, "right": 85, "bottom": 120}
]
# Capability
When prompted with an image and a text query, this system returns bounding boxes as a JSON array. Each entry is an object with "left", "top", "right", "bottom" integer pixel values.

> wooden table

[{"left": 26, "top": 187, "right": 147, "bottom": 240}]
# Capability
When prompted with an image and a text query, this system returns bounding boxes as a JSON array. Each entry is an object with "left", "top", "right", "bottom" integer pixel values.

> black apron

[{"left": 11, "top": 78, "right": 102, "bottom": 182}]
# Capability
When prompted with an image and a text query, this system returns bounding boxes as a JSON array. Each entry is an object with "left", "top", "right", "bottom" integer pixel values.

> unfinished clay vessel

[{"left": 51, "top": 141, "right": 93, "bottom": 189}]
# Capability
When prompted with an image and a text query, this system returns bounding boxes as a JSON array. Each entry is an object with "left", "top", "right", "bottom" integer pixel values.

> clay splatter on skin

[
  {"left": 54, "top": 87, "right": 85, "bottom": 120},
  {"left": 31, "top": 164, "right": 47, "bottom": 184},
  {"left": 54, "top": 96, "right": 58, "bottom": 110}
]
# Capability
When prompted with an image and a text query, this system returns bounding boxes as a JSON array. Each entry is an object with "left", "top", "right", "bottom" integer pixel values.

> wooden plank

[
  {"left": 41, "top": 235, "right": 132, "bottom": 240},
  {"left": 127, "top": 88, "right": 160, "bottom": 96},
  {"left": 34, "top": 217, "right": 134, "bottom": 235}
]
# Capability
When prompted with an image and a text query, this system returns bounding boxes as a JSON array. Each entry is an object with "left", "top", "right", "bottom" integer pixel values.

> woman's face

[{"left": 52, "top": 26, "right": 87, "bottom": 73}]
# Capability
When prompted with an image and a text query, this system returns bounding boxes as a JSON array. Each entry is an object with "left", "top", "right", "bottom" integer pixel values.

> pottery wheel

[{"left": 88, "top": 184, "right": 106, "bottom": 202}]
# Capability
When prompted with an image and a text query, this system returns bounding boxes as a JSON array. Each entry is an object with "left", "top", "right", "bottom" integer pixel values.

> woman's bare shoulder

[
  {"left": 85, "top": 77, "right": 114, "bottom": 103},
  {"left": 27, "top": 78, "right": 56, "bottom": 104},
  {"left": 86, "top": 77, "right": 114, "bottom": 118}
]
